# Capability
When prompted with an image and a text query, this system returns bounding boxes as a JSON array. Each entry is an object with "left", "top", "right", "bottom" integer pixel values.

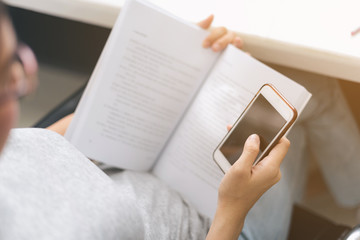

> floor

[
  {"left": 302, "top": 161, "right": 358, "bottom": 227},
  {"left": 18, "top": 62, "right": 360, "bottom": 229},
  {"left": 17, "top": 63, "right": 88, "bottom": 127}
]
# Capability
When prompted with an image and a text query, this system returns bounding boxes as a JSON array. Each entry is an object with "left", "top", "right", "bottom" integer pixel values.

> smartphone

[{"left": 213, "top": 84, "right": 297, "bottom": 173}]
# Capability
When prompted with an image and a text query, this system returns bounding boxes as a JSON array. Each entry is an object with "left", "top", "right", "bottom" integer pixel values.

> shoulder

[
  {"left": 0, "top": 128, "right": 145, "bottom": 239},
  {"left": 0, "top": 127, "right": 111, "bottom": 187},
  {"left": 3, "top": 128, "right": 96, "bottom": 169}
]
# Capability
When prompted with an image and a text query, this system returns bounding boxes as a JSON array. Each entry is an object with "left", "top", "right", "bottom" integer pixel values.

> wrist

[{"left": 207, "top": 201, "right": 247, "bottom": 240}]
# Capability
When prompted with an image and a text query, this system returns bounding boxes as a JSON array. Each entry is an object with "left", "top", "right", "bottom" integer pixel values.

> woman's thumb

[{"left": 234, "top": 134, "right": 260, "bottom": 170}]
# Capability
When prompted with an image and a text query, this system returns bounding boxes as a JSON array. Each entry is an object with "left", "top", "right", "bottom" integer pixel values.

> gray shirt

[{"left": 0, "top": 129, "right": 209, "bottom": 239}]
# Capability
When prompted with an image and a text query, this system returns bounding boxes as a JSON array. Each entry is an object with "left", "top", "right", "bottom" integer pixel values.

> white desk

[{"left": 5, "top": 0, "right": 360, "bottom": 83}]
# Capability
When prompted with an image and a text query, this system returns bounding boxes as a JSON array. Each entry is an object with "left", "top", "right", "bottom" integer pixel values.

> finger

[
  {"left": 233, "top": 134, "right": 260, "bottom": 171},
  {"left": 261, "top": 137, "right": 290, "bottom": 169},
  {"left": 212, "top": 31, "right": 236, "bottom": 52},
  {"left": 226, "top": 125, "right": 232, "bottom": 131},
  {"left": 197, "top": 14, "right": 214, "bottom": 30},
  {"left": 202, "top": 26, "right": 227, "bottom": 48},
  {"left": 232, "top": 36, "right": 244, "bottom": 49}
]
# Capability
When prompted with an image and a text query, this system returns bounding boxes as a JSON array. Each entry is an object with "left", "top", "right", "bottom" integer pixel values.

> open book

[{"left": 65, "top": 0, "right": 311, "bottom": 218}]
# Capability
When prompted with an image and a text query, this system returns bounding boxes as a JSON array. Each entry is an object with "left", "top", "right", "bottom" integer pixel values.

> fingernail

[
  {"left": 212, "top": 43, "right": 221, "bottom": 51},
  {"left": 203, "top": 40, "right": 211, "bottom": 48},
  {"left": 247, "top": 134, "right": 260, "bottom": 145}
]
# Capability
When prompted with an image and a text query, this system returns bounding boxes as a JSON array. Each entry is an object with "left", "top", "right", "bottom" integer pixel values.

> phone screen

[{"left": 220, "top": 94, "right": 287, "bottom": 165}]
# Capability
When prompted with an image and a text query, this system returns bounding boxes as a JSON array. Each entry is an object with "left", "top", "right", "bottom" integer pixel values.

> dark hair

[
  {"left": 0, "top": 1, "right": 5, "bottom": 17},
  {"left": 0, "top": 1, "right": 12, "bottom": 72},
  {"left": 0, "top": 2, "right": 8, "bottom": 28}
]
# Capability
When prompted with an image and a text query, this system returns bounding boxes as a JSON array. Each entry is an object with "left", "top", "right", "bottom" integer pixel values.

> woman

[{"left": 0, "top": 2, "right": 289, "bottom": 239}]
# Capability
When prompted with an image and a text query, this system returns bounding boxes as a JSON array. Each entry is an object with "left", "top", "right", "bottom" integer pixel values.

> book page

[
  {"left": 65, "top": 0, "right": 218, "bottom": 171},
  {"left": 153, "top": 45, "right": 311, "bottom": 218}
]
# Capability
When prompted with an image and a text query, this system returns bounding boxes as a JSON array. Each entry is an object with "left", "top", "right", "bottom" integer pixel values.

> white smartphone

[{"left": 213, "top": 84, "right": 297, "bottom": 173}]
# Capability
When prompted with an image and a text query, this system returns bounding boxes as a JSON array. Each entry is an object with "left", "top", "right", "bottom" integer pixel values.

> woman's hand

[
  {"left": 207, "top": 134, "right": 290, "bottom": 240},
  {"left": 197, "top": 15, "right": 243, "bottom": 52}
]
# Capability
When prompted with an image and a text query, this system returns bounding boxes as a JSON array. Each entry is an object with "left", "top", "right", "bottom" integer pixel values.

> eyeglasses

[{"left": 0, "top": 43, "right": 38, "bottom": 104}]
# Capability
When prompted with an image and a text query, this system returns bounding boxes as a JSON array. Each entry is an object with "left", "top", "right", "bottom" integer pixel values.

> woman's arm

[
  {"left": 46, "top": 113, "right": 74, "bottom": 136},
  {"left": 207, "top": 134, "right": 290, "bottom": 240}
]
